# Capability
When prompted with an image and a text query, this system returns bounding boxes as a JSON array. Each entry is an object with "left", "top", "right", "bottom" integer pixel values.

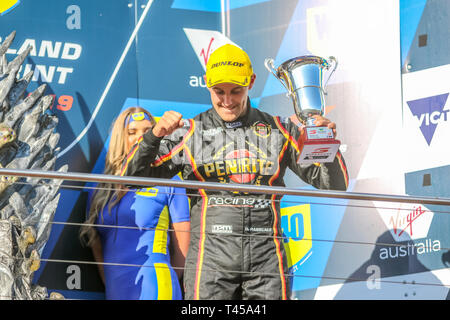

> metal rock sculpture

[{"left": 0, "top": 31, "right": 68, "bottom": 300}]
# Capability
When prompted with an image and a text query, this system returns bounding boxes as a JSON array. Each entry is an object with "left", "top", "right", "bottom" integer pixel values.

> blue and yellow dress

[{"left": 91, "top": 177, "right": 190, "bottom": 300}]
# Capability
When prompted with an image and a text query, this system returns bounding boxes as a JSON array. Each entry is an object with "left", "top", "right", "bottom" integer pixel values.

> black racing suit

[{"left": 121, "top": 103, "right": 349, "bottom": 300}]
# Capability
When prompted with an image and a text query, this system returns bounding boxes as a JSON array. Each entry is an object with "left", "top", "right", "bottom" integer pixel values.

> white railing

[
  {"left": 1, "top": 168, "right": 450, "bottom": 205},
  {"left": 1, "top": 167, "right": 449, "bottom": 300}
]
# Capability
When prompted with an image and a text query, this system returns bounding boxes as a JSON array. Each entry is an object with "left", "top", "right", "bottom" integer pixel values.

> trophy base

[{"left": 298, "top": 126, "right": 341, "bottom": 164}]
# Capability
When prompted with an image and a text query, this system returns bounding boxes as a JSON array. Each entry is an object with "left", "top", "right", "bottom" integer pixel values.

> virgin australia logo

[
  {"left": 183, "top": 28, "right": 238, "bottom": 88},
  {"left": 377, "top": 202, "right": 434, "bottom": 242},
  {"left": 406, "top": 93, "right": 449, "bottom": 146}
]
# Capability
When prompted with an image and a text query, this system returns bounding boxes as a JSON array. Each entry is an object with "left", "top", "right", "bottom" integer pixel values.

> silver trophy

[
  {"left": 264, "top": 55, "right": 340, "bottom": 163},
  {"left": 264, "top": 55, "right": 337, "bottom": 125}
]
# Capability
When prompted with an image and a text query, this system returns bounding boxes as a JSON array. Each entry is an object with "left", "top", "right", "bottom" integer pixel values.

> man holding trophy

[{"left": 121, "top": 44, "right": 348, "bottom": 300}]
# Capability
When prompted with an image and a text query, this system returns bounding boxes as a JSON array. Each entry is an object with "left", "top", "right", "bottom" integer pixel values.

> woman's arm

[
  {"left": 90, "top": 231, "right": 106, "bottom": 285},
  {"left": 170, "top": 221, "right": 190, "bottom": 279}
]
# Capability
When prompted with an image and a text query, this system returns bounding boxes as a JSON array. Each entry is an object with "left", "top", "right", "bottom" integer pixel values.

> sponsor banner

[
  {"left": 401, "top": 64, "right": 450, "bottom": 172},
  {"left": 0, "top": 0, "right": 139, "bottom": 172},
  {"left": 184, "top": 28, "right": 237, "bottom": 72},
  {"left": 376, "top": 202, "right": 434, "bottom": 242},
  {"left": 281, "top": 194, "right": 348, "bottom": 293},
  {"left": 281, "top": 204, "right": 313, "bottom": 269}
]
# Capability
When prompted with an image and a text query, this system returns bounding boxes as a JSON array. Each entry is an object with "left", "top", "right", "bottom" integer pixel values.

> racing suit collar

[{"left": 211, "top": 97, "right": 253, "bottom": 129}]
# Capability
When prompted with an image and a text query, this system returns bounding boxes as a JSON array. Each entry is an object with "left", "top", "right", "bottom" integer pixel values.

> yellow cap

[{"left": 205, "top": 44, "right": 253, "bottom": 88}]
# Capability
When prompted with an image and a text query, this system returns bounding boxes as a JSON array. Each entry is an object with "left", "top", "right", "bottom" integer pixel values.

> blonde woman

[{"left": 81, "top": 107, "right": 190, "bottom": 300}]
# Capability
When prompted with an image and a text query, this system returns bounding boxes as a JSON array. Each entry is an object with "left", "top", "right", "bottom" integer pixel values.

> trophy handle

[
  {"left": 323, "top": 56, "right": 338, "bottom": 95},
  {"left": 264, "top": 58, "right": 291, "bottom": 94}
]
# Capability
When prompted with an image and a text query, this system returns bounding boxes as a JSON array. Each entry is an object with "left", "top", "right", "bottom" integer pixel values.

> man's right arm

[
  {"left": 121, "top": 111, "right": 187, "bottom": 179},
  {"left": 120, "top": 129, "right": 165, "bottom": 178}
]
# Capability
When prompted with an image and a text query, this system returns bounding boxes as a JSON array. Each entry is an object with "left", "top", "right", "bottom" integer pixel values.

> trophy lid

[{"left": 277, "top": 55, "right": 329, "bottom": 76}]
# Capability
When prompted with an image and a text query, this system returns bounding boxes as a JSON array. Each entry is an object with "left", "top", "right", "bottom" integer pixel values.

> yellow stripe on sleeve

[
  {"left": 152, "top": 206, "right": 169, "bottom": 254},
  {"left": 154, "top": 263, "right": 173, "bottom": 300}
]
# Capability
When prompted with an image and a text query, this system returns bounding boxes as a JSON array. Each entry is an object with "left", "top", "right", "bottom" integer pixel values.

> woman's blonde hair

[{"left": 80, "top": 106, "right": 156, "bottom": 246}]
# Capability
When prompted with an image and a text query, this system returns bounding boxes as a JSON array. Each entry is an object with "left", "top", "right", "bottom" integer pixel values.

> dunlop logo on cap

[{"left": 210, "top": 61, "right": 245, "bottom": 69}]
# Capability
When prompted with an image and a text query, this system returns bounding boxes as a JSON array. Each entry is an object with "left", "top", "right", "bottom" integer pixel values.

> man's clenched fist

[{"left": 152, "top": 111, "right": 184, "bottom": 137}]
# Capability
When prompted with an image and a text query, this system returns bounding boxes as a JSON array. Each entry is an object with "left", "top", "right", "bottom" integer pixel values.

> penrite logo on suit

[{"left": 0, "top": 0, "right": 20, "bottom": 16}]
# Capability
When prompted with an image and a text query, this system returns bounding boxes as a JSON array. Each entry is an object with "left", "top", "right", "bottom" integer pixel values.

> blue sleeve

[{"left": 167, "top": 176, "right": 190, "bottom": 223}]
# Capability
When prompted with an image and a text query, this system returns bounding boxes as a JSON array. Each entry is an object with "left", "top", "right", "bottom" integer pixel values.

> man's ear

[{"left": 248, "top": 74, "right": 256, "bottom": 90}]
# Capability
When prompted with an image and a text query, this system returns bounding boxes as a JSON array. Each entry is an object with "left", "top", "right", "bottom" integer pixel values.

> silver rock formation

[{"left": 0, "top": 31, "right": 68, "bottom": 300}]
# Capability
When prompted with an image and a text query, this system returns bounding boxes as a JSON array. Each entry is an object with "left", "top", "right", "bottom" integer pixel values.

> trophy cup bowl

[{"left": 264, "top": 55, "right": 341, "bottom": 163}]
